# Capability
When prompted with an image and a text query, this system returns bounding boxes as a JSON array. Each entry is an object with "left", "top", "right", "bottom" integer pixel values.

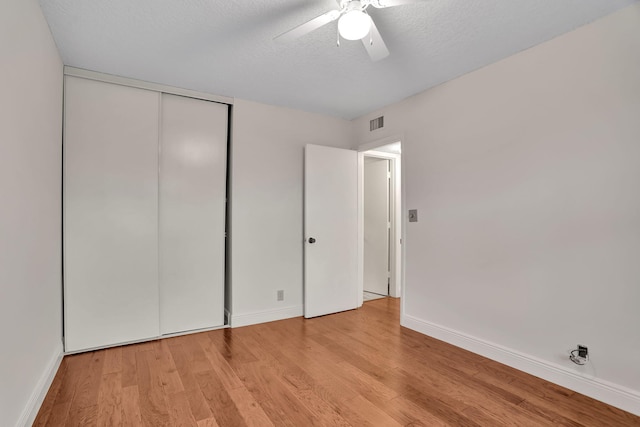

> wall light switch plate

[{"left": 408, "top": 209, "right": 418, "bottom": 222}]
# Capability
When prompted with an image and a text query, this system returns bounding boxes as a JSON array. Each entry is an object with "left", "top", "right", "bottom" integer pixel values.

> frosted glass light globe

[{"left": 338, "top": 10, "right": 371, "bottom": 41}]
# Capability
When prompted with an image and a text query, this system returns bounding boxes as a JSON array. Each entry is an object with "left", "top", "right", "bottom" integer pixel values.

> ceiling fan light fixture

[{"left": 338, "top": 10, "right": 371, "bottom": 40}]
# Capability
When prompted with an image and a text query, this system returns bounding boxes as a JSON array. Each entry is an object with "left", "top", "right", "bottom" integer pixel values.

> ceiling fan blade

[
  {"left": 362, "top": 18, "right": 389, "bottom": 61},
  {"left": 370, "top": 0, "right": 427, "bottom": 8},
  {"left": 275, "top": 10, "right": 341, "bottom": 42}
]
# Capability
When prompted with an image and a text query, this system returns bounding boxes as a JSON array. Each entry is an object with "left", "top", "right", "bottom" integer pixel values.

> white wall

[
  {"left": 230, "top": 99, "right": 353, "bottom": 326},
  {"left": 353, "top": 4, "right": 640, "bottom": 415},
  {"left": 0, "top": 0, "right": 64, "bottom": 425}
]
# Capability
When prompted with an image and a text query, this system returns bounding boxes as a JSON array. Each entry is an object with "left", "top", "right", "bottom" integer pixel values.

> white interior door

[
  {"left": 304, "top": 144, "right": 358, "bottom": 318},
  {"left": 364, "top": 157, "right": 390, "bottom": 295},
  {"left": 159, "top": 94, "right": 227, "bottom": 335},
  {"left": 64, "top": 76, "right": 160, "bottom": 352}
]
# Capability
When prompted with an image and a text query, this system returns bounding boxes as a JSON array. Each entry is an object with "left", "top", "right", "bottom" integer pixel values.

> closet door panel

[
  {"left": 64, "top": 76, "right": 160, "bottom": 352},
  {"left": 159, "top": 94, "right": 227, "bottom": 334}
]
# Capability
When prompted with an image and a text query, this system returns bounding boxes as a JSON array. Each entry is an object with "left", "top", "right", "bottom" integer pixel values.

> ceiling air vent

[{"left": 370, "top": 116, "right": 384, "bottom": 131}]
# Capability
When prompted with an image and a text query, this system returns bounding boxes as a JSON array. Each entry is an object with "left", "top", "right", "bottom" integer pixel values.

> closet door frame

[
  {"left": 64, "top": 67, "right": 233, "bottom": 105},
  {"left": 63, "top": 67, "right": 233, "bottom": 353}
]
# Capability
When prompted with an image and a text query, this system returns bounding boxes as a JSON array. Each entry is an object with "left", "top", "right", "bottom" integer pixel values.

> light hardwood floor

[{"left": 35, "top": 298, "right": 639, "bottom": 426}]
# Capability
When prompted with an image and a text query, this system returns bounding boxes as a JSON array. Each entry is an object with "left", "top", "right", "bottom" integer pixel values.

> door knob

[{"left": 308, "top": 237, "right": 316, "bottom": 244}]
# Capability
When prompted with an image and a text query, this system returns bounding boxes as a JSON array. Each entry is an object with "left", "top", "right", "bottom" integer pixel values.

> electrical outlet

[
  {"left": 570, "top": 344, "right": 589, "bottom": 365},
  {"left": 277, "top": 290, "right": 284, "bottom": 301},
  {"left": 578, "top": 345, "right": 588, "bottom": 359}
]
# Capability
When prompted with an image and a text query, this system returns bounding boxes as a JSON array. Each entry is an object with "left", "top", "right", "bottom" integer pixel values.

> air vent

[{"left": 370, "top": 116, "right": 384, "bottom": 131}]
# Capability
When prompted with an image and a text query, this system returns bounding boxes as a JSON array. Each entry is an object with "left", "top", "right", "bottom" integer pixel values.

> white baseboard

[
  {"left": 17, "top": 341, "right": 64, "bottom": 427},
  {"left": 231, "top": 305, "right": 303, "bottom": 328},
  {"left": 402, "top": 314, "right": 640, "bottom": 417}
]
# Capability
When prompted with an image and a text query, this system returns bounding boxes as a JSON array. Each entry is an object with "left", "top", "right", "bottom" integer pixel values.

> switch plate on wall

[{"left": 277, "top": 290, "right": 284, "bottom": 301}]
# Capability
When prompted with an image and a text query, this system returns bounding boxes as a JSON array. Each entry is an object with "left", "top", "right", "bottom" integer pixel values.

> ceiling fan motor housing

[{"left": 344, "top": 1, "right": 365, "bottom": 12}]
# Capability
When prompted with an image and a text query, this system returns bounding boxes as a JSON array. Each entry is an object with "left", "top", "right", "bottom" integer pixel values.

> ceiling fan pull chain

[
  {"left": 336, "top": 26, "right": 341, "bottom": 47},
  {"left": 370, "top": 31, "right": 373, "bottom": 45}
]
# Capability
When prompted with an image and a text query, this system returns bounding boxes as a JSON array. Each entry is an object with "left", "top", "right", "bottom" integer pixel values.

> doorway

[
  {"left": 363, "top": 157, "right": 390, "bottom": 300},
  {"left": 303, "top": 140, "right": 402, "bottom": 317},
  {"left": 358, "top": 140, "right": 402, "bottom": 306}
]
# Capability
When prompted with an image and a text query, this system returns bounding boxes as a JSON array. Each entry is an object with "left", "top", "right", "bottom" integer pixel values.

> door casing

[{"left": 357, "top": 136, "right": 404, "bottom": 308}]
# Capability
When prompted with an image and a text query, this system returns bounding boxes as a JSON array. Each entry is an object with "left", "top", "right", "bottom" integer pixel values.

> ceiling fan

[{"left": 275, "top": 0, "right": 425, "bottom": 61}]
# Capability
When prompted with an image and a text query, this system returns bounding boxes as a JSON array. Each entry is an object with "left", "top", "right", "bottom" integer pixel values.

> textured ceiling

[{"left": 39, "top": 0, "right": 636, "bottom": 119}]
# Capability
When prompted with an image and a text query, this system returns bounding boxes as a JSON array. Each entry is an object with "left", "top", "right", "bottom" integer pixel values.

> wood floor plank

[
  {"left": 154, "top": 340, "right": 185, "bottom": 394},
  {"left": 336, "top": 394, "right": 403, "bottom": 427},
  {"left": 207, "top": 328, "right": 259, "bottom": 367},
  {"left": 196, "top": 418, "right": 221, "bottom": 427},
  {"left": 395, "top": 352, "right": 546, "bottom": 426},
  {"left": 246, "top": 325, "right": 411, "bottom": 427},
  {"left": 309, "top": 332, "right": 392, "bottom": 382},
  {"left": 42, "top": 401, "right": 73, "bottom": 426},
  {"left": 233, "top": 361, "right": 317, "bottom": 426},
  {"left": 194, "top": 369, "right": 248, "bottom": 427},
  {"left": 375, "top": 364, "right": 494, "bottom": 426},
  {"left": 472, "top": 370, "right": 585, "bottom": 425},
  {"left": 272, "top": 336, "right": 385, "bottom": 409},
  {"left": 242, "top": 330, "right": 360, "bottom": 404},
  {"left": 120, "top": 344, "right": 138, "bottom": 388},
  {"left": 196, "top": 333, "right": 245, "bottom": 391},
  {"left": 34, "top": 298, "right": 640, "bottom": 426},
  {"left": 167, "top": 342, "right": 215, "bottom": 421},
  {"left": 227, "top": 386, "right": 276, "bottom": 427},
  {"left": 66, "top": 404, "right": 98, "bottom": 426},
  {"left": 178, "top": 335, "right": 215, "bottom": 373},
  {"left": 96, "top": 372, "right": 122, "bottom": 427},
  {"left": 516, "top": 399, "right": 584, "bottom": 427},
  {"left": 184, "top": 388, "right": 215, "bottom": 422},
  {"left": 166, "top": 391, "right": 199, "bottom": 427},
  {"left": 102, "top": 346, "right": 122, "bottom": 375},
  {"left": 121, "top": 385, "right": 143, "bottom": 427},
  {"left": 52, "top": 353, "right": 92, "bottom": 406},
  {"left": 334, "top": 360, "right": 399, "bottom": 403},
  {"left": 68, "top": 350, "right": 105, "bottom": 412},
  {"left": 267, "top": 364, "right": 355, "bottom": 427},
  {"left": 167, "top": 342, "right": 202, "bottom": 392},
  {"left": 378, "top": 394, "right": 452, "bottom": 426},
  {"left": 474, "top": 369, "right": 632, "bottom": 426},
  {"left": 136, "top": 350, "right": 171, "bottom": 426},
  {"left": 397, "top": 358, "right": 549, "bottom": 427},
  {"left": 32, "top": 358, "right": 67, "bottom": 426},
  {"left": 568, "top": 390, "right": 640, "bottom": 426}
]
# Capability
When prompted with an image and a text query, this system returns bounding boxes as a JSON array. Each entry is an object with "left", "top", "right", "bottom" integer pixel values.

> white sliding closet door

[
  {"left": 159, "top": 94, "right": 227, "bottom": 335},
  {"left": 64, "top": 76, "right": 160, "bottom": 352}
]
